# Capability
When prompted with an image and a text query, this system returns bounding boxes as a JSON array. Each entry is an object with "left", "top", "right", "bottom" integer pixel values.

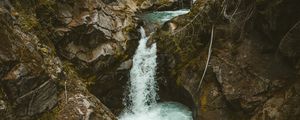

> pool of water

[{"left": 119, "top": 102, "right": 193, "bottom": 120}]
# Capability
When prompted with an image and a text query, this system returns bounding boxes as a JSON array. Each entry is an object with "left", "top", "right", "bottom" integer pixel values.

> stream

[{"left": 119, "top": 9, "right": 192, "bottom": 120}]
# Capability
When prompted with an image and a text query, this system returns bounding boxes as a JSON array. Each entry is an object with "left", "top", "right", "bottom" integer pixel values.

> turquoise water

[
  {"left": 120, "top": 102, "right": 193, "bottom": 120},
  {"left": 141, "top": 9, "right": 190, "bottom": 25}
]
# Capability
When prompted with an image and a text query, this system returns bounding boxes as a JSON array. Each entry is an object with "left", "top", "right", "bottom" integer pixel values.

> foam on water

[
  {"left": 120, "top": 102, "right": 192, "bottom": 120},
  {"left": 119, "top": 27, "right": 193, "bottom": 120}
]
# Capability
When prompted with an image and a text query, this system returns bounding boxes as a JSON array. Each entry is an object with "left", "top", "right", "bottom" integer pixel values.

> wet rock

[
  {"left": 47, "top": 2, "right": 140, "bottom": 110},
  {"left": 53, "top": 0, "right": 138, "bottom": 65},
  {"left": 89, "top": 67, "right": 129, "bottom": 114},
  {"left": 0, "top": 0, "right": 117, "bottom": 119},
  {"left": 0, "top": 7, "right": 58, "bottom": 118},
  {"left": 23, "top": 0, "right": 141, "bottom": 114},
  {"left": 117, "top": 59, "right": 133, "bottom": 70},
  {"left": 153, "top": 0, "right": 300, "bottom": 119}
]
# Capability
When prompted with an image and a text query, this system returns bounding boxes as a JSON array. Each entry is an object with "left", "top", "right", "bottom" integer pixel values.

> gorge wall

[
  {"left": 0, "top": 0, "right": 299, "bottom": 120},
  {"left": 153, "top": 0, "right": 300, "bottom": 119},
  {"left": 0, "top": 0, "right": 141, "bottom": 119}
]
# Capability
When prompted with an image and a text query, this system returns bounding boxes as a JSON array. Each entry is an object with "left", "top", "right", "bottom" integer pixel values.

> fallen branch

[{"left": 197, "top": 25, "right": 214, "bottom": 92}]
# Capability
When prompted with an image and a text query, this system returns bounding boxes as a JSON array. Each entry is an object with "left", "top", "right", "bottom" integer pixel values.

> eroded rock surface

[
  {"left": 1, "top": 0, "right": 299, "bottom": 119},
  {"left": 153, "top": 0, "right": 300, "bottom": 119},
  {"left": 0, "top": 0, "right": 124, "bottom": 119}
]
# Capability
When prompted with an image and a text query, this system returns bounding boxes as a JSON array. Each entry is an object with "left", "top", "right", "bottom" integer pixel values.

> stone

[{"left": 117, "top": 59, "right": 133, "bottom": 70}]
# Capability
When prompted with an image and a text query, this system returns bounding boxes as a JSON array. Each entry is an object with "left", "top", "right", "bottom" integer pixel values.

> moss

[
  {"left": 114, "top": 46, "right": 126, "bottom": 60},
  {"left": 123, "top": 25, "right": 135, "bottom": 33},
  {"left": 200, "top": 86, "right": 208, "bottom": 112},
  {"left": 11, "top": 0, "right": 55, "bottom": 32},
  {"left": 62, "top": 61, "right": 78, "bottom": 80},
  {"left": 62, "top": 60, "right": 95, "bottom": 87},
  {"left": 176, "top": 78, "right": 181, "bottom": 86},
  {"left": 18, "top": 12, "right": 39, "bottom": 32},
  {"left": 85, "top": 75, "right": 97, "bottom": 86}
]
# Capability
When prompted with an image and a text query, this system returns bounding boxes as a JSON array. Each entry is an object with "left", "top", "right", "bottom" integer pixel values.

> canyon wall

[
  {"left": 153, "top": 0, "right": 300, "bottom": 119},
  {"left": 1, "top": 0, "right": 299, "bottom": 119}
]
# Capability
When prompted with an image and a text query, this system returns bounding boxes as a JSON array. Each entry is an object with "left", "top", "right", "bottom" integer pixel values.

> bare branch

[{"left": 197, "top": 25, "right": 214, "bottom": 92}]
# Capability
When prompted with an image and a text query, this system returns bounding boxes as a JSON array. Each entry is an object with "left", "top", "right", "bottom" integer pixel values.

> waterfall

[
  {"left": 126, "top": 27, "right": 158, "bottom": 113},
  {"left": 119, "top": 27, "right": 193, "bottom": 120}
]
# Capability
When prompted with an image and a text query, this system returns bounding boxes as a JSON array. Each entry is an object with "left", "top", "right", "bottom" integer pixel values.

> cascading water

[
  {"left": 141, "top": 9, "right": 190, "bottom": 25},
  {"left": 125, "top": 27, "right": 158, "bottom": 114},
  {"left": 119, "top": 27, "right": 193, "bottom": 120}
]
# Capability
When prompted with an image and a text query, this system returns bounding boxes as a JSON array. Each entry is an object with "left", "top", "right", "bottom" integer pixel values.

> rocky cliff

[
  {"left": 0, "top": 0, "right": 299, "bottom": 119},
  {"left": 153, "top": 0, "right": 300, "bottom": 119},
  {"left": 0, "top": 0, "right": 142, "bottom": 119}
]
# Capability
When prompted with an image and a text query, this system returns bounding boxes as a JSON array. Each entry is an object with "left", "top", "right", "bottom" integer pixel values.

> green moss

[
  {"left": 11, "top": 0, "right": 55, "bottom": 32},
  {"left": 176, "top": 78, "right": 181, "bottom": 86},
  {"left": 62, "top": 60, "right": 95, "bottom": 87},
  {"left": 62, "top": 61, "right": 78, "bottom": 80},
  {"left": 18, "top": 12, "right": 39, "bottom": 32},
  {"left": 85, "top": 75, "right": 97, "bottom": 86},
  {"left": 114, "top": 46, "right": 126, "bottom": 60}
]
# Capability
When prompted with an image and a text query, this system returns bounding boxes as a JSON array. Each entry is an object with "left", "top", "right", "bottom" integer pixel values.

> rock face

[
  {"left": 1, "top": 0, "right": 299, "bottom": 119},
  {"left": 48, "top": 0, "right": 140, "bottom": 114},
  {"left": 0, "top": 0, "right": 137, "bottom": 119},
  {"left": 0, "top": 1, "right": 57, "bottom": 119},
  {"left": 153, "top": 0, "right": 300, "bottom": 119},
  {"left": 0, "top": 0, "right": 194, "bottom": 118}
]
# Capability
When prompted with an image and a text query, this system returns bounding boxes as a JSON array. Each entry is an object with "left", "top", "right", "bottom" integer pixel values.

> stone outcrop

[
  {"left": 48, "top": 0, "right": 140, "bottom": 113},
  {"left": 152, "top": 0, "right": 300, "bottom": 119},
  {"left": 0, "top": 0, "right": 134, "bottom": 119}
]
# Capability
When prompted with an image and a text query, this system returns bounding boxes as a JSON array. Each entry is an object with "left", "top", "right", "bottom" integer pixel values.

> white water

[
  {"left": 119, "top": 27, "right": 193, "bottom": 120},
  {"left": 142, "top": 9, "right": 190, "bottom": 25}
]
